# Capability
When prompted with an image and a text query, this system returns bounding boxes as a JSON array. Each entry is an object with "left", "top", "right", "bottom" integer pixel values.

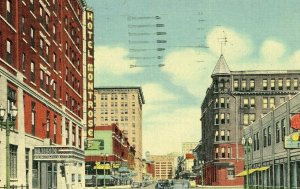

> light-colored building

[
  {"left": 182, "top": 142, "right": 198, "bottom": 154},
  {"left": 150, "top": 155, "right": 177, "bottom": 180},
  {"left": 94, "top": 87, "right": 145, "bottom": 181}
]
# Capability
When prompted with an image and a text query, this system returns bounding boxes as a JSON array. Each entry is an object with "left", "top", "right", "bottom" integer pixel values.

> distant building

[
  {"left": 243, "top": 93, "right": 300, "bottom": 188},
  {"left": 201, "top": 54, "right": 300, "bottom": 186},
  {"left": 150, "top": 155, "right": 177, "bottom": 180},
  {"left": 182, "top": 142, "right": 198, "bottom": 154},
  {"left": 94, "top": 87, "right": 145, "bottom": 181}
]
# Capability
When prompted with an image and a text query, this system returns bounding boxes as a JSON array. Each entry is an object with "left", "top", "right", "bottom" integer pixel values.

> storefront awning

[
  {"left": 256, "top": 166, "right": 269, "bottom": 171},
  {"left": 236, "top": 166, "right": 269, "bottom": 177},
  {"left": 236, "top": 169, "right": 257, "bottom": 176}
]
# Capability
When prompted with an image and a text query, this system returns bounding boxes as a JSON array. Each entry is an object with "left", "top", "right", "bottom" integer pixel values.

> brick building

[
  {"left": 0, "top": 0, "right": 92, "bottom": 188},
  {"left": 200, "top": 54, "right": 300, "bottom": 186},
  {"left": 85, "top": 123, "right": 135, "bottom": 187}
]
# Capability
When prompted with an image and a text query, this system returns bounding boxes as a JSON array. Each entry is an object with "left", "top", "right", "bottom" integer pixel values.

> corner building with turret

[{"left": 200, "top": 54, "right": 300, "bottom": 186}]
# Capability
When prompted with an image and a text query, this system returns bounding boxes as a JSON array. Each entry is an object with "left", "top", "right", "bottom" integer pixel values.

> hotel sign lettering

[{"left": 86, "top": 9, "right": 95, "bottom": 138}]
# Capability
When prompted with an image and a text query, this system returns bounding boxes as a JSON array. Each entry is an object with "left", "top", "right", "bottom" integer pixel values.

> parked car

[
  {"left": 131, "top": 181, "right": 141, "bottom": 188},
  {"left": 155, "top": 179, "right": 171, "bottom": 189}
]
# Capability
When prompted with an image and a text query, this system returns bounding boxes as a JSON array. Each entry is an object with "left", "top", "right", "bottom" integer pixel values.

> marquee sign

[
  {"left": 284, "top": 132, "right": 300, "bottom": 148},
  {"left": 291, "top": 114, "right": 300, "bottom": 130},
  {"left": 33, "top": 146, "right": 85, "bottom": 161},
  {"left": 86, "top": 9, "right": 95, "bottom": 139}
]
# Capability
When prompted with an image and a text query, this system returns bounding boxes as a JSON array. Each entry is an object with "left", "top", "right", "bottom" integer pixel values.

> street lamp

[
  {"left": 241, "top": 137, "right": 252, "bottom": 189},
  {"left": 0, "top": 104, "right": 18, "bottom": 189},
  {"left": 101, "top": 153, "right": 109, "bottom": 188}
]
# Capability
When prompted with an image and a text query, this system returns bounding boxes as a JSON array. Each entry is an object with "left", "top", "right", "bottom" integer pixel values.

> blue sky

[{"left": 86, "top": 0, "right": 300, "bottom": 155}]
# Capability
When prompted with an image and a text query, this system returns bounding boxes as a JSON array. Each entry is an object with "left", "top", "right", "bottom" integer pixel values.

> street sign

[
  {"left": 285, "top": 132, "right": 300, "bottom": 148},
  {"left": 291, "top": 114, "right": 300, "bottom": 130}
]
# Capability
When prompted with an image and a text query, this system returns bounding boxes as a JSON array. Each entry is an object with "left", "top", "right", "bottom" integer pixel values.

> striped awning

[{"left": 236, "top": 166, "right": 269, "bottom": 177}]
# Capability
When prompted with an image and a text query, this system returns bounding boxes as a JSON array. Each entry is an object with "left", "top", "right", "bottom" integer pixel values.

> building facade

[
  {"left": 243, "top": 93, "right": 300, "bottom": 188},
  {"left": 0, "top": 0, "right": 92, "bottom": 188},
  {"left": 150, "top": 155, "right": 176, "bottom": 180},
  {"left": 201, "top": 54, "right": 300, "bottom": 186},
  {"left": 85, "top": 123, "right": 135, "bottom": 187},
  {"left": 94, "top": 87, "right": 145, "bottom": 181}
]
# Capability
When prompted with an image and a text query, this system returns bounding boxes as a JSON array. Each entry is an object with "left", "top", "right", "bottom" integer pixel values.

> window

[
  {"left": 244, "top": 114, "right": 249, "bottom": 125},
  {"left": 6, "top": 40, "right": 12, "bottom": 64},
  {"left": 276, "top": 122, "right": 280, "bottom": 143},
  {"left": 22, "top": 53, "right": 26, "bottom": 71},
  {"left": 263, "top": 97, "right": 268, "bottom": 109},
  {"left": 45, "top": 75, "right": 49, "bottom": 93},
  {"left": 221, "top": 130, "right": 225, "bottom": 141},
  {"left": 30, "top": 27, "right": 35, "bottom": 47},
  {"left": 39, "top": 38, "right": 44, "bottom": 56},
  {"left": 227, "top": 130, "right": 230, "bottom": 141},
  {"left": 65, "top": 122, "right": 69, "bottom": 145},
  {"left": 220, "top": 113, "right": 225, "bottom": 124},
  {"left": 39, "top": 6, "right": 43, "bottom": 23},
  {"left": 54, "top": 115, "right": 57, "bottom": 143},
  {"left": 263, "top": 128, "right": 267, "bottom": 147},
  {"left": 249, "top": 114, "right": 256, "bottom": 124},
  {"left": 53, "top": 81, "right": 56, "bottom": 98},
  {"left": 278, "top": 79, "right": 283, "bottom": 90},
  {"left": 243, "top": 98, "right": 249, "bottom": 108},
  {"left": 31, "top": 102, "right": 36, "bottom": 135},
  {"left": 286, "top": 79, "right": 291, "bottom": 90},
  {"left": 21, "top": 16, "right": 25, "bottom": 34},
  {"left": 263, "top": 79, "right": 268, "bottom": 90},
  {"left": 6, "top": 0, "right": 12, "bottom": 23},
  {"left": 256, "top": 132, "right": 260, "bottom": 150},
  {"left": 53, "top": 53, "right": 57, "bottom": 70},
  {"left": 270, "top": 97, "right": 275, "bottom": 109},
  {"left": 215, "top": 148, "right": 219, "bottom": 158},
  {"left": 46, "top": 110, "right": 50, "bottom": 138},
  {"left": 72, "top": 174, "right": 75, "bottom": 183},
  {"left": 215, "top": 98, "right": 219, "bottom": 108},
  {"left": 220, "top": 98, "right": 225, "bottom": 108},
  {"left": 268, "top": 126, "right": 271, "bottom": 146},
  {"left": 227, "top": 167, "right": 235, "bottom": 179},
  {"left": 227, "top": 113, "right": 230, "bottom": 124},
  {"left": 281, "top": 119, "right": 285, "bottom": 141},
  {"left": 26, "top": 148, "right": 30, "bottom": 185},
  {"left": 65, "top": 42, "right": 68, "bottom": 55},
  {"left": 45, "top": 14, "right": 49, "bottom": 30},
  {"left": 241, "top": 80, "right": 246, "bottom": 91},
  {"left": 250, "top": 97, "right": 255, "bottom": 108},
  {"left": 294, "top": 78, "right": 298, "bottom": 90},
  {"left": 227, "top": 147, "right": 232, "bottom": 158},
  {"left": 53, "top": 24, "right": 57, "bottom": 41},
  {"left": 215, "top": 114, "right": 219, "bottom": 125},
  {"left": 226, "top": 98, "right": 230, "bottom": 108},
  {"left": 215, "top": 131, "right": 219, "bottom": 141},
  {"left": 221, "top": 147, "right": 225, "bottom": 158},
  {"left": 30, "top": 0, "right": 34, "bottom": 11},
  {"left": 271, "top": 79, "right": 275, "bottom": 90},
  {"left": 234, "top": 79, "right": 239, "bottom": 91},
  {"left": 65, "top": 16, "right": 68, "bottom": 30},
  {"left": 250, "top": 79, "right": 255, "bottom": 91},
  {"left": 72, "top": 125, "right": 76, "bottom": 146},
  {"left": 10, "top": 145, "right": 18, "bottom": 178},
  {"left": 46, "top": 45, "right": 49, "bottom": 62},
  {"left": 40, "top": 70, "right": 44, "bottom": 89}
]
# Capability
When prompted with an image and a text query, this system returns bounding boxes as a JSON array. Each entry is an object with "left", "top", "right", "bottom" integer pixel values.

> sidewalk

[
  {"left": 85, "top": 185, "right": 131, "bottom": 189},
  {"left": 196, "top": 185, "right": 243, "bottom": 189}
]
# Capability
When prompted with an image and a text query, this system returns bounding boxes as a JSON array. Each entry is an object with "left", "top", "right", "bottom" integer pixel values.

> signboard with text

[
  {"left": 94, "top": 162, "right": 111, "bottom": 170},
  {"left": 86, "top": 9, "right": 95, "bottom": 139},
  {"left": 33, "top": 146, "right": 85, "bottom": 161}
]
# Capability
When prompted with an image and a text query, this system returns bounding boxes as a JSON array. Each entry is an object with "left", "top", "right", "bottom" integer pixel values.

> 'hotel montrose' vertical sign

[{"left": 86, "top": 9, "right": 95, "bottom": 139}]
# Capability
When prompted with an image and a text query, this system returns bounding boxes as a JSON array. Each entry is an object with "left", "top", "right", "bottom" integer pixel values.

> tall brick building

[
  {"left": 0, "top": 0, "right": 92, "bottom": 188},
  {"left": 200, "top": 54, "right": 300, "bottom": 186}
]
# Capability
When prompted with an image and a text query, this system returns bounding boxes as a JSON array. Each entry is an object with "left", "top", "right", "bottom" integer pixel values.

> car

[
  {"left": 155, "top": 179, "right": 171, "bottom": 189},
  {"left": 131, "top": 181, "right": 141, "bottom": 188}
]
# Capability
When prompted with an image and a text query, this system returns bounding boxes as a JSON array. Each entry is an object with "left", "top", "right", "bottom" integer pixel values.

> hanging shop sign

[
  {"left": 284, "top": 132, "right": 300, "bottom": 148},
  {"left": 94, "top": 162, "right": 111, "bottom": 170},
  {"left": 291, "top": 114, "right": 300, "bottom": 130}
]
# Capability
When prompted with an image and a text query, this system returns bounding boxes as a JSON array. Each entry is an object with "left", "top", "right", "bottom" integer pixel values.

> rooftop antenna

[{"left": 218, "top": 31, "right": 227, "bottom": 55}]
